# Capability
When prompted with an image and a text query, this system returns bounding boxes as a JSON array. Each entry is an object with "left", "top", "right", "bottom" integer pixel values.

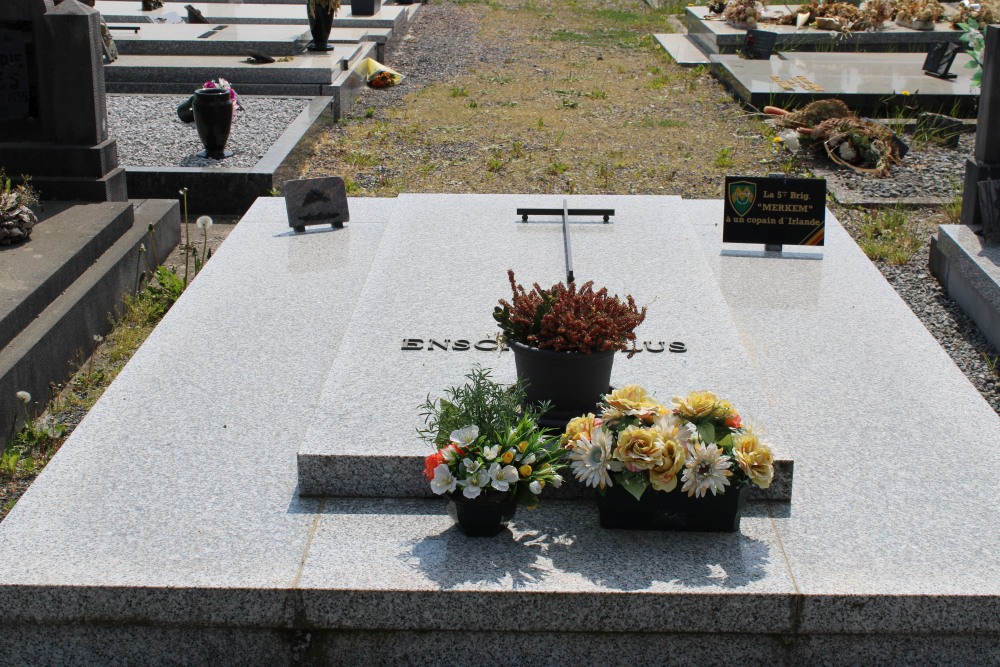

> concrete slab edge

[{"left": 930, "top": 224, "right": 1000, "bottom": 352}]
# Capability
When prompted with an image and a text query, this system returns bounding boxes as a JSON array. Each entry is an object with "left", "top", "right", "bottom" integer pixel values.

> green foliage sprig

[
  {"left": 494, "top": 269, "right": 647, "bottom": 357},
  {"left": 959, "top": 19, "right": 986, "bottom": 88},
  {"left": 418, "top": 365, "right": 540, "bottom": 448}
]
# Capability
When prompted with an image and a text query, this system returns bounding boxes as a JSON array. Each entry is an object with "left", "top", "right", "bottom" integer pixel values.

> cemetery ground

[{"left": 1, "top": 0, "right": 997, "bottom": 522}]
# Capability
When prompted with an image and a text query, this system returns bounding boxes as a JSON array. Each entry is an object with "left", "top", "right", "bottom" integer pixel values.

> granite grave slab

[
  {"left": 295, "top": 194, "right": 795, "bottom": 501},
  {"left": 95, "top": 0, "right": 416, "bottom": 29},
  {"left": 686, "top": 5, "right": 968, "bottom": 55},
  {"left": 712, "top": 51, "right": 980, "bottom": 116},
  {"left": 0, "top": 195, "right": 996, "bottom": 663},
  {"left": 111, "top": 22, "right": 311, "bottom": 56}
]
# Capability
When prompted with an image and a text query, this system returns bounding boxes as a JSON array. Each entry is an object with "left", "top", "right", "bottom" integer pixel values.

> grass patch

[{"left": 857, "top": 208, "right": 924, "bottom": 265}]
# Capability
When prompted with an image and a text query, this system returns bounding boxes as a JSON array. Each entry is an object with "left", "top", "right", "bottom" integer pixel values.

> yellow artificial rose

[
  {"left": 518, "top": 440, "right": 529, "bottom": 453},
  {"left": 519, "top": 464, "right": 533, "bottom": 477},
  {"left": 501, "top": 450, "right": 515, "bottom": 464},
  {"left": 648, "top": 438, "right": 686, "bottom": 492},
  {"left": 613, "top": 425, "right": 664, "bottom": 471},
  {"left": 733, "top": 432, "right": 774, "bottom": 489},
  {"left": 651, "top": 412, "right": 687, "bottom": 442},
  {"left": 563, "top": 413, "right": 599, "bottom": 448},
  {"left": 715, "top": 400, "right": 736, "bottom": 419},
  {"left": 673, "top": 390, "right": 718, "bottom": 420},
  {"left": 602, "top": 385, "right": 664, "bottom": 422}
]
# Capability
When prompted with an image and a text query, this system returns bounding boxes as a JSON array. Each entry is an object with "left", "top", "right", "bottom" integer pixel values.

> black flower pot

[
  {"left": 447, "top": 491, "right": 517, "bottom": 537},
  {"left": 597, "top": 482, "right": 749, "bottom": 532},
  {"left": 508, "top": 340, "right": 614, "bottom": 427},
  {"left": 192, "top": 88, "right": 234, "bottom": 160},
  {"left": 351, "top": 0, "right": 380, "bottom": 17},
  {"left": 307, "top": 5, "right": 335, "bottom": 51},
  {"left": 176, "top": 95, "right": 195, "bottom": 123}
]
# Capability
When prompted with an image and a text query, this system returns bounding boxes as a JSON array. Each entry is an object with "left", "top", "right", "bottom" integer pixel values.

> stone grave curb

[
  {"left": 930, "top": 223, "right": 1000, "bottom": 352},
  {"left": 0, "top": 200, "right": 180, "bottom": 443},
  {"left": 124, "top": 95, "right": 333, "bottom": 215}
]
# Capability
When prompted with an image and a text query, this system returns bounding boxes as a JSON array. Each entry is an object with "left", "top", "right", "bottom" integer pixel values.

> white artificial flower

[
  {"left": 483, "top": 445, "right": 500, "bottom": 461},
  {"left": 15, "top": 391, "right": 31, "bottom": 404},
  {"left": 681, "top": 442, "right": 733, "bottom": 498},
  {"left": 430, "top": 464, "right": 457, "bottom": 495},
  {"left": 488, "top": 462, "right": 519, "bottom": 491},
  {"left": 551, "top": 474, "right": 564, "bottom": 488},
  {"left": 529, "top": 480, "right": 543, "bottom": 494},
  {"left": 196, "top": 215, "right": 214, "bottom": 230},
  {"left": 522, "top": 452, "right": 536, "bottom": 465},
  {"left": 837, "top": 141, "right": 857, "bottom": 161},
  {"left": 450, "top": 425, "right": 479, "bottom": 447},
  {"left": 569, "top": 425, "right": 616, "bottom": 488},
  {"left": 461, "top": 457, "right": 481, "bottom": 474},
  {"left": 458, "top": 469, "right": 488, "bottom": 499}
]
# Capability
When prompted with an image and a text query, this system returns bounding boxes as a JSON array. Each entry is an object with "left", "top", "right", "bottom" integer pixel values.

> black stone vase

[
  {"left": 447, "top": 491, "right": 517, "bottom": 537},
  {"left": 192, "top": 88, "right": 234, "bottom": 160},
  {"left": 307, "top": 4, "right": 336, "bottom": 51},
  {"left": 508, "top": 340, "right": 615, "bottom": 429},
  {"left": 597, "top": 483, "right": 750, "bottom": 533},
  {"left": 351, "top": 0, "right": 381, "bottom": 17}
]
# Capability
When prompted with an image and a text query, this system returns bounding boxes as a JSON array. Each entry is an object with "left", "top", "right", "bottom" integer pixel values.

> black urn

[{"left": 192, "top": 87, "right": 234, "bottom": 160}]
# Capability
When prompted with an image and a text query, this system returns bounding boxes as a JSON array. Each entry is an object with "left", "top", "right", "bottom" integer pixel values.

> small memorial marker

[
  {"left": 723, "top": 175, "right": 826, "bottom": 248},
  {"left": 284, "top": 177, "right": 350, "bottom": 232},
  {"left": 741, "top": 29, "right": 776, "bottom": 60},
  {"left": 923, "top": 42, "right": 961, "bottom": 80}
]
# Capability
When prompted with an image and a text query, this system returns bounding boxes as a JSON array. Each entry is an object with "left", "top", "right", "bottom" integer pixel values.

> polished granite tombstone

[
  {"left": 712, "top": 51, "right": 980, "bottom": 116},
  {"left": 110, "top": 22, "right": 391, "bottom": 59},
  {"left": 0, "top": 195, "right": 996, "bottom": 664},
  {"left": 95, "top": 0, "right": 416, "bottom": 28},
  {"left": 111, "top": 22, "right": 311, "bottom": 55},
  {"left": 104, "top": 42, "right": 373, "bottom": 96}
]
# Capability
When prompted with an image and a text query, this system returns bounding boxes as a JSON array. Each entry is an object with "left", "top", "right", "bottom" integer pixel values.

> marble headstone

[{"left": 284, "top": 177, "right": 350, "bottom": 232}]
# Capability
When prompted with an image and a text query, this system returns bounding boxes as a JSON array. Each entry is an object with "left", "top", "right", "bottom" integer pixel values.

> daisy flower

[
  {"left": 680, "top": 442, "right": 733, "bottom": 498},
  {"left": 569, "top": 425, "right": 617, "bottom": 489}
]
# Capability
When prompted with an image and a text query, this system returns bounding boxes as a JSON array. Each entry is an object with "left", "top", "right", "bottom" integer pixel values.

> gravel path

[
  {"left": 803, "top": 132, "right": 970, "bottom": 202},
  {"left": 108, "top": 95, "right": 309, "bottom": 168}
]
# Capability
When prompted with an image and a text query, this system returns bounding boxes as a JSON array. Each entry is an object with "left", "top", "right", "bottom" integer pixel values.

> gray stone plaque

[
  {"left": 0, "top": 22, "right": 34, "bottom": 121},
  {"left": 284, "top": 177, "right": 349, "bottom": 232}
]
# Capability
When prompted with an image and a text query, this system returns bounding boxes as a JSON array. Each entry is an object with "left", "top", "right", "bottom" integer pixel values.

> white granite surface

[{"left": 0, "top": 195, "right": 996, "bottom": 661}]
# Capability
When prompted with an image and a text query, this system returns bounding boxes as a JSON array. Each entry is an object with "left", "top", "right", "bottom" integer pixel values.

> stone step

[
  {"left": 0, "top": 199, "right": 179, "bottom": 442},
  {"left": 0, "top": 202, "right": 134, "bottom": 351}
]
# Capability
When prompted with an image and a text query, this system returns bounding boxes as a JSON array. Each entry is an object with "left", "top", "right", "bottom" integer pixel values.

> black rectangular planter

[
  {"left": 597, "top": 482, "right": 749, "bottom": 532},
  {"left": 351, "top": 0, "right": 381, "bottom": 17}
]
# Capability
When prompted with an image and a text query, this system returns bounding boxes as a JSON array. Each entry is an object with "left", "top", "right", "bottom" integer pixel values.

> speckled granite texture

[{"left": 0, "top": 195, "right": 996, "bottom": 665}]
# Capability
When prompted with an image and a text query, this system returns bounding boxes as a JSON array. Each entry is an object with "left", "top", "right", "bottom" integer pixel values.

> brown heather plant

[{"left": 494, "top": 269, "right": 646, "bottom": 357}]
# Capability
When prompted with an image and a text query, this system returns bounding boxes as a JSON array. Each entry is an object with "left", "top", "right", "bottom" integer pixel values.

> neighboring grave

[
  {"left": 961, "top": 26, "right": 1000, "bottom": 239},
  {"left": 0, "top": 0, "right": 125, "bottom": 201},
  {"left": 712, "top": 51, "right": 980, "bottom": 117}
]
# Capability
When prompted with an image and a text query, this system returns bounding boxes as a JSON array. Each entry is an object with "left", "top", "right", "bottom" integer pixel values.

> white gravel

[{"left": 108, "top": 95, "right": 310, "bottom": 168}]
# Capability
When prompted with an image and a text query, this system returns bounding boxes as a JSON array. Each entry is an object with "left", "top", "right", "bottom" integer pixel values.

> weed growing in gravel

[
  {"left": 548, "top": 161, "right": 568, "bottom": 175},
  {"left": 468, "top": 100, "right": 479, "bottom": 109},
  {"left": 449, "top": 85, "right": 469, "bottom": 98},
  {"left": 714, "top": 148, "right": 735, "bottom": 168},
  {"left": 345, "top": 151, "right": 379, "bottom": 168},
  {"left": 945, "top": 183, "right": 963, "bottom": 223},
  {"left": 364, "top": 107, "right": 375, "bottom": 118},
  {"left": 858, "top": 207, "right": 924, "bottom": 265}
]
